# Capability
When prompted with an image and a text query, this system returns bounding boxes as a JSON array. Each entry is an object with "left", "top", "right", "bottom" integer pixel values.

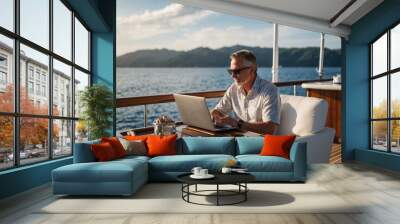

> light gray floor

[{"left": 1, "top": 163, "right": 400, "bottom": 224}]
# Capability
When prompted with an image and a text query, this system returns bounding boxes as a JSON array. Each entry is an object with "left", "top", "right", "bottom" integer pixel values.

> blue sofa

[{"left": 52, "top": 137, "right": 307, "bottom": 196}]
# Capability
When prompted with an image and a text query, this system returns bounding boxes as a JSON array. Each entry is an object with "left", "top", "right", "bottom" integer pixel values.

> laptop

[{"left": 173, "top": 93, "right": 237, "bottom": 132}]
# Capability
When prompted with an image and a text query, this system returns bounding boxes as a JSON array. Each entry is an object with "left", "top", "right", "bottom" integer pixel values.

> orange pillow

[
  {"left": 259, "top": 134, "right": 296, "bottom": 159},
  {"left": 124, "top": 135, "right": 149, "bottom": 141},
  {"left": 146, "top": 134, "right": 177, "bottom": 157},
  {"left": 101, "top": 137, "right": 127, "bottom": 158},
  {"left": 91, "top": 142, "right": 117, "bottom": 161}
]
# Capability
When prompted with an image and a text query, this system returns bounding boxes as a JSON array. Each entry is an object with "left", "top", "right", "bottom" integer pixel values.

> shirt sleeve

[
  {"left": 261, "top": 85, "right": 281, "bottom": 124},
  {"left": 214, "top": 85, "right": 233, "bottom": 114}
]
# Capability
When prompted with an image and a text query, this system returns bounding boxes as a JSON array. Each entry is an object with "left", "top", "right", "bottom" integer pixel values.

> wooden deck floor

[{"left": 1, "top": 162, "right": 400, "bottom": 224}]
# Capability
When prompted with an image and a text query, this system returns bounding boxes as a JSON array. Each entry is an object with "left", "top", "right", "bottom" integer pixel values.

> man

[{"left": 211, "top": 49, "right": 280, "bottom": 135}]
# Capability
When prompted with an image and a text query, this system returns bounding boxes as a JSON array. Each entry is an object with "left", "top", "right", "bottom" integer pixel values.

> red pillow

[
  {"left": 259, "top": 134, "right": 296, "bottom": 159},
  {"left": 91, "top": 142, "right": 117, "bottom": 161},
  {"left": 146, "top": 134, "right": 177, "bottom": 157},
  {"left": 101, "top": 137, "right": 127, "bottom": 158}
]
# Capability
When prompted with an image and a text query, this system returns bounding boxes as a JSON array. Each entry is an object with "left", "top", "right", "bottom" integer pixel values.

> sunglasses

[{"left": 227, "top": 66, "right": 250, "bottom": 76}]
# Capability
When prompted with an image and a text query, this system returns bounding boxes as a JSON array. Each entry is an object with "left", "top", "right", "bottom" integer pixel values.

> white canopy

[{"left": 173, "top": 0, "right": 383, "bottom": 38}]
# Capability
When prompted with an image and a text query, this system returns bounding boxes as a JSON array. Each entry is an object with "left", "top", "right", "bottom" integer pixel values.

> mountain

[{"left": 116, "top": 45, "right": 341, "bottom": 67}]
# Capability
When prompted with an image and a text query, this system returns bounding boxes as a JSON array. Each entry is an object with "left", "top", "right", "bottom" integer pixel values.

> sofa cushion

[
  {"left": 124, "top": 135, "right": 149, "bottom": 141},
  {"left": 236, "top": 155, "right": 293, "bottom": 172},
  {"left": 52, "top": 161, "right": 142, "bottom": 182},
  {"left": 52, "top": 159, "right": 147, "bottom": 183},
  {"left": 91, "top": 142, "right": 118, "bottom": 161},
  {"left": 260, "top": 134, "right": 296, "bottom": 159},
  {"left": 278, "top": 95, "right": 328, "bottom": 136},
  {"left": 235, "top": 137, "right": 263, "bottom": 155},
  {"left": 178, "top": 137, "right": 235, "bottom": 155},
  {"left": 119, "top": 138, "right": 147, "bottom": 156},
  {"left": 115, "top": 155, "right": 150, "bottom": 164},
  {"left": 148, "top": 154, "right": 235, "bottom": 172},
  {"left": 101, "top": 137, "right": 127, "bottom": 158},
  {"left": 147, "top": 134, "right": 177, "bottom": 157}
]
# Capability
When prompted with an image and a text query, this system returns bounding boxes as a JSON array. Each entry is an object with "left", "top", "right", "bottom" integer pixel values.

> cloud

[
  {"left": 117, "top": 3, "right": 214, "bottom": 54},
  {"left": 117, "top": 3, "right": 341, "bottom": 55},
  {"left": 172, "top": 26, "right": 274, "bottom": 50}
]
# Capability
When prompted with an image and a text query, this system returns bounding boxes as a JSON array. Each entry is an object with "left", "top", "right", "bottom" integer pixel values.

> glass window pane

[
  {"left": 0, "top": 34, "right": 14, "bottom": 112},
  {"left": 392, "top": 120, "right": 400, "bottom": 153},
  {"left": 20, "top": 117, "right": 49, "bottom": 165},
  {"left": 0, "top": 0, "right": 14, "bottom": 31},
  {"left": 53, "top": 119, "right": 72, "bottom": 157},
  {"left": 53, "top": 0, "right": 72, "bottom": 60},
  {"left": 372, "top": 121, "right": 388, "bottom": 151},
  {"left": 74, "top": 69, "right": 89, "bottom": 118},
  {"left": 75, "top": 120, "right": 88, "bottom": 143},
  {"left": 0, "top": 116, "right": 13, "bottom": 170},
  {"left": 372, "top": 33, "right": 387, "bottom": 76},
  {"left": 20, "top": 44, "right": 49, "bottom": 115},
  {"left": 75, "top": 18, "right": 89, "bottom": 70},
  {"left": 372, "top": 76, "right": 387, "bottom": 119},
  {"left": 53, "top": 59, "right": 72, "bottom": 117},
  {"left": 20, "top": 0, "right": 49, "bottom": 49},
  {"left": 391, "top": 24, "right": 400, "bottom": 70},
  {"left": 391, "top": 72, "right": 400, "bottom": 118}
]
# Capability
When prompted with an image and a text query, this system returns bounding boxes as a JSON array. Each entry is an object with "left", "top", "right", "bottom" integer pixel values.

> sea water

[{"left": 116, "top": 67, "right": 340, "bottom": 131}]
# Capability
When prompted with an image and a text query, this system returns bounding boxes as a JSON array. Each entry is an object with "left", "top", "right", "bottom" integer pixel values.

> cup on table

[
  {"left": 221, "top": 167, "right": 232, "bottom": 174},
  {"left": 191, "top": 167, "right": 202, "bottom": 176},
  {"left": 200, "top": 169, "right": 208, "bottom": 176}
]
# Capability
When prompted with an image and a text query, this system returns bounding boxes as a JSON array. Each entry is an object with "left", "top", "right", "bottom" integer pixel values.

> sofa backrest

[
  {"left": 177, "top": 137, "right": 235, "bottom": 155},
  {"left": 235, "top": 137, "right": 263, "bottom": 155},
  {"left": 277, "top": 95, "right": 328, "bottom": 136},
  {"left": 74, "top": 140, "right": 100, "bottom": 163}
]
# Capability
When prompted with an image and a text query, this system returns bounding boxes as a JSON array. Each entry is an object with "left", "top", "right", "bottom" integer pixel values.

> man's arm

[
  {"left": 239, "top": 120, "right": 278, "bottom": 135},
  {"left": 211, "top": 85, "right": 233, "bottom": 122}
]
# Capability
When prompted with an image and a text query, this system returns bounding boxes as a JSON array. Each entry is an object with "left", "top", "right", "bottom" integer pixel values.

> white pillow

[
  {"left": 278, "top": 95, "right": 328, "bottom": 136},
  {"left": 119, "top": 138, "right": 147, "bottom": 156}
]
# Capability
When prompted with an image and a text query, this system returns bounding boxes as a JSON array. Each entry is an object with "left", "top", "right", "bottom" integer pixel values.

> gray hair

[{"left": 230, "top": 49, "right": 257, "bottom": 68}]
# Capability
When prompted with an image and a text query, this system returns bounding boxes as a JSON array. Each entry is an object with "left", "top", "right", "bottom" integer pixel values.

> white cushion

[{"left": 277, "top": 95, "right": 328, "bottom": 136}]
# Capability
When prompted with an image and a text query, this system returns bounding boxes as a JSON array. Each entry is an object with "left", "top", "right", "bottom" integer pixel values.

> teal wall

[
  {"left": 0, "top": 158, "right": 72, "bottom": 199},
  {"left": 0, "top": 0, "right": 116, "bottom": 200},
  {"left": 91, "top": 0, "right": 116, "bottom": 135},
  {"left": 344, "top": 0, "right": 400, "bottom": 171}
]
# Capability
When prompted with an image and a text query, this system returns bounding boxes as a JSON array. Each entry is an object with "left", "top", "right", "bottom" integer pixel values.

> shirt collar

[{"left": 238, "top": 75, "right": 261, "bottom": 96}]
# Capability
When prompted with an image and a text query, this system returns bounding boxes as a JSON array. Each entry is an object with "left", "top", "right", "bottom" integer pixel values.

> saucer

[{"left": 190, "top": 174, "right": 215, "bottom": 179}]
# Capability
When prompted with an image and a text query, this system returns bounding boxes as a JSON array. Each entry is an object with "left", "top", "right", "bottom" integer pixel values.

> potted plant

[{"left": 79, "top": 84, "right": 114, "bottom": 140}]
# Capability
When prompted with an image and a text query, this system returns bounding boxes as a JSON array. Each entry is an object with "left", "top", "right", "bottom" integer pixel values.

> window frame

[
  {"left": 369, "top": 20, "right": 400, "bottom": 154},
  {"left": 0, "top": 0, "right": 92, "bottom": 171}
]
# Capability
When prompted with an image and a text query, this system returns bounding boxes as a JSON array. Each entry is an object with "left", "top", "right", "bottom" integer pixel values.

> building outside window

[
  {"left": 41, "top": 73, "right": 46, "bottom": 83},
  {"left": 28, "top": 81, "right": 34, "bottom": 94},
  {"left": 35, "top": 70, "right": 40, "bottom": 81},
  {"left": 0, "top": 54, "right": 7, "bottom": 67},
  {"left": 0, "top": 71, "right": 7, "bottom": 85},
  {"left": 35, "top": 83, "right": 40, "bottom": 95},
  {"left": 0, "top": 54, "right": 7, "bottom": 87},
  {"left": 28, "top": 67, "right": 34, "bottom": 80},
  {"left": 42, "top": 85, "right": 46, "bottom": 97}
]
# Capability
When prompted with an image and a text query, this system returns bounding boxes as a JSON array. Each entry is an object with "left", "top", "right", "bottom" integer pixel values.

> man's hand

[
  {"left": 210, "top": 109, "right": 225, "bottom": 122},
  {"left": 211, "top": 109, "right": 238, "bottom": 127},
  {"left": 217, "top": 116, "right": 239, "bottom": 128}
]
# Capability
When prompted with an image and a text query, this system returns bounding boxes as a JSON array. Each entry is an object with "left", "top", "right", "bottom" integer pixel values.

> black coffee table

[{"left": 177, "top": 173, "right": 255, "bottom": 206}]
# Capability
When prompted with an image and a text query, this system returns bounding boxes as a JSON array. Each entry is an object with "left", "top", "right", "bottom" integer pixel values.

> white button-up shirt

[{"left": 214, "top": 75, "right": 280, "bottom": 124}]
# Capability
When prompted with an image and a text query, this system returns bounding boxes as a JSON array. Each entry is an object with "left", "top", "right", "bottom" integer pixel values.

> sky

[
  {"left": 117, "top": 0, "right": 341, "bottom": 56},
  {"left": 0, "top": 0, "right": 89, "bottom": 71}
]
